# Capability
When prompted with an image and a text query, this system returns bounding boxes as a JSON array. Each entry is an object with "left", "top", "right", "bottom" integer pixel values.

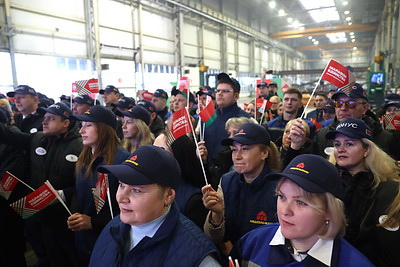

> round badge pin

[
  {"left": 30, "top": 128, "right": 38, "bottom": 134},
  {"left": 65, "top": 154, "right": 78, "bottom": 162},
  {"left": 324, "top": 147, "right": 334, "bottom": 155},
  {"left": 35, "top": 147, "right": 47, "bottom": 155}
]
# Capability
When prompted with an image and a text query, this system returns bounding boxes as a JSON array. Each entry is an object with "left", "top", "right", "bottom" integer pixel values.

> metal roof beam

[
  {"left": 270, "top": 24, "right": 377, "bottom": 39},
  {"left": 296, "top": 42, "right": 373, "bottom": 51}
]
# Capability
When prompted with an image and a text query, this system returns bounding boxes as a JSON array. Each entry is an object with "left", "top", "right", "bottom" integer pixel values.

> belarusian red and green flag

[
  {"left": 93, "top": 173, "right": 108, "bottom": 214},
  {"left": 72, "top": 78, "right": 99, "bottom": 95},
  {"left": 199, "top": 102, "right": 216, "bottom": 127},
  {"left": 383, "top": 114, "right": 400, "bottom": 130},
  {"left": 179, "top": 77, "right": 190, "bottom": 99},
  {"left": 0, "top": 172, "right": 20, "bottom": 200},
  {"left": 10, "top": 182, "right": 58, "bottom": 219}
]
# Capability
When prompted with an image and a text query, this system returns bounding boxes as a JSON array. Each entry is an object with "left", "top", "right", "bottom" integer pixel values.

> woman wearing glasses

[
  {"left": 326, "top": 118, "right": 400, "bottom": 266},
  {"left": 288, "top": 83, "right": 394, "bottom": 159}
]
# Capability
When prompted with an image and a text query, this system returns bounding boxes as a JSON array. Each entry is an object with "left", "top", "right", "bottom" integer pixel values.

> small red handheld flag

[
  {"left": 199, "top": 102, "right": 217, "bottom": 127},
  {"left": 321, "top": 59, "right": 356, "bottom": 89},
  {"left": 10, "top": 183, "right": 58, "bottom": 219},
  {"left": 72, "top": 78, "right": 99, "bottom": 95},
  {"left": 0, "top": 172, "right": 20, "bottom": 200},
  {"left": 171, "top": 108, "right": 192, "bottom": 140},
  {"left": 93, "top": 173, "right": 108, "bottom": 214}
]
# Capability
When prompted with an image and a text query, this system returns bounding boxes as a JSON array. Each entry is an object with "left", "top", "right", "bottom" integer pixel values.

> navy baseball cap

[
  {"left": 217, "top": 73, "right": 240, "bottom": 93},
  {"left": 72, "top": 105, "right": 117, "bottom": 129},
  {"left": 325, "top": 118, "right": 372, "bottom": 141},
  {"left": 383, "top": 94, "right": 400, "bottom": 108},
  {"left": 73, "top": 95, "right": 94, "bottom": 106},
  {"left": 111, "top": 97, "right": 135, "bottom": 109},
  {"left": 322, "top": 100, "right": 335, "bottom": 114},
  {"left": 257, "top": 82, "right": 269, "bottom": 88},
  {"left": 99, "top": 85, "right": 120, "bottom": 95},
  {"left": 97, "top": 145, "right": 181, "bottom": 190},
  {"left": 0, "top": 94, "right": 6, "bottom": 99},
  {"left": 137, "top": 99, "right": 156, "bottom": 113},
  {"left": 269, "top": 82, "right": 278, "bottom": 87},
  {"left": 221, "top": 123, "right": 270, "bottom": 146},
  {"left": 331, "top": 83, "right": 368, "bottom": 101},
  {"left": 153, "top": 89, "right": 168, "bottom": 99},
  {"left": 197, "top": 86, "right": 215, "bottom": 100},
  {"left": 268, "top": 154, "right": 344, "bottom": 200},
  {"left": 37, "top": 102, "right": 72, "bottom": 119},
  {"left": 7, "top": 85, "right": 37, "bottom": 97},
  {"left": 115, "top": 106, "right": 151, "bottom": 125}
]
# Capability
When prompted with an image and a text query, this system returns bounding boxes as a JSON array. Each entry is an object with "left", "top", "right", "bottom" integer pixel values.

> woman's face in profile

[{"left": 277, "top": 179, "right": 326, "bottom": 246}]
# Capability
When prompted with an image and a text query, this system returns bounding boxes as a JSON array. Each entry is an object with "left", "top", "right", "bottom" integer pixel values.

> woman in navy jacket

[
  {"left": 231, "top": 154, "right": 374, "bottom": 267},
  {"left": 202, "top": 122, "right": 282, "bottom": 256},
  {"left": 67, "top": 106, "right": 129, "bottom": 266}
]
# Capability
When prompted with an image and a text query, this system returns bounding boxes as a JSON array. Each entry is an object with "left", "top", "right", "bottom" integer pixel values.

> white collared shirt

[{"left": 270, "top": 226, "right": 333, "bottom": 266}]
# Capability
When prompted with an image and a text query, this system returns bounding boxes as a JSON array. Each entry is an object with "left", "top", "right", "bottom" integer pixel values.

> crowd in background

[{"left": 1, "top": 73, "right": 400, "bottom": 266}]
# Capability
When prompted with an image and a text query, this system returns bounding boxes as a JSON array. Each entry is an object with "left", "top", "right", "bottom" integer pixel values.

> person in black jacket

[
  {"left": 326, "top": 118, "right": 400, "bottom": 266},
  {"left": 0, "top": 102, "right": 82, "bottom": 267}
]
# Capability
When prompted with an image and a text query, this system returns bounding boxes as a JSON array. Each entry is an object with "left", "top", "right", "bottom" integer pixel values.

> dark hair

[
  {"left": 170, "top": 135, "right": 205, "bottom": 188},
  {"left": 315, "top": 93, "right": 328, "bottom": 100}
]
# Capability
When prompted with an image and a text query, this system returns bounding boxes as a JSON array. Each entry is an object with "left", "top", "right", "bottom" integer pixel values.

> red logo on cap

[
  {"left": 366, "top": 129, "right": 371, "bottom": 136},
  {"left": 296, "top": 162, "right": 305, "bottom": 168},
  {"left": 130, "top": 155, "right": 137, "bottom": 161},
  {"left": 256, "top": 211, "right": 267, "bottom": 221},
  {"left": 238, "top": 129, "right": 244, "bottom": 133}
]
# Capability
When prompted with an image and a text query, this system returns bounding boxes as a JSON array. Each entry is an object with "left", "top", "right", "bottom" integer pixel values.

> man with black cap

[
  {"left": 89, "top": 145, "right": 220, "bottom": 266},
  {"left": 152, "top": 89, "right": 171, "bottom": 122},
  {"left": 72, "top": 94, "right": 95, "bottom": 115},
  {"left": 99, "top": 85, "right": 120, "bottom": 109},
  {"left": 0, "top": 102, "right": 82, "bottom": 266},
  {"left": 257, "top": 82, "right": 270, "bottom": 99},
  {"left": 289, "top": 83, "right": 395, "bottom": 159},
  {"left": 7, "top": 85, "right": 43, "bottom": 133},
  {"left": 137, "top": 99, "right": 165, "bottom": 137},
  {"left": 203, "top": 73, "right": 250, "bottom": 159}
]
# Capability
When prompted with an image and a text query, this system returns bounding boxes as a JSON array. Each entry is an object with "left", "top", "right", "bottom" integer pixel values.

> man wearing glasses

[
  {"left": 288, "top": 83, "right": 394, "bottom": 159},
  {"left": 203, "top": 73, "right": 250, "bottom": 160}
]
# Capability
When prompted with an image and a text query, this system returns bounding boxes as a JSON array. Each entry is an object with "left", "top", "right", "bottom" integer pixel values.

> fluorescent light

[
  {"left": 314, "top": 41, "right": 319, "bottom": 45},
  {"left": 326, "top": 32, "right": 347, "bottom": 43},
  {"left": 350, "top": 32, "right": 354, "bottom": 35},
  {"left": 348, "top": 22, "right": 352, "bottom": 25},
  {"left": 346, "top": 17, "right": 352, "bottom": 21},
  {"left": 269, "top": 1, "right": 276, "bottom": 8},
  {"left": 344, "top": 10, "right": 350, "bottom": 15},
  {"left": 292, "top": 20, "right": 300, "bottom": 28},
  {"left": 308, "top": 36, "right": 313, "bottom": 39},
  {"left": 312, "top": 38, "right": 316, "bottom": 42},
  {"left": 298, "top": 0, "right": 339, "bottom": 23},
  {"left": 353, "top": 47, "right": 357, "bottom": 50},
  {"left": 351, "top": 39, "right": 356, "bottom": 42},
  {"left": 299, "top": 26, "right": 305, "bottom": 31},
  {"left": 287, "top": 17, "right": 293, "bottom": 23},
  {"left": 278, "top": 9, "right": 285, "bottom": 16},
  {"left": 343, "top": 1, "right": 349, "bottom": 6}
]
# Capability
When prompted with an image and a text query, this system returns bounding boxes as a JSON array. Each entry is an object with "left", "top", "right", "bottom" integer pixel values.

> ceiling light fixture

[
  {"left": 353, "top": 47, "right": 357, "bottom": 50},
  {"left": 343, "top": 1, "right": 349, "bottom": 6},
  {"left": 344, "top": 10, "right": 350, "bottom": 15},
  {"left": 269, "top": 1, "right": 276, "bottom": 9},
  {"left": 348, "top": 22, "right": 353, "bottom": 25},
  {"left": 308, "top": 36, "right": 313, "bottom": 39},
  {"left": 346, "top": 17, "right": 352, "bottom": 21},
  {"left": 314, "top": 41, "right": 319, "bottom": 45},
  {"left": 350, "top": 32, "right": 354, "bottom": 35},
  {"left": 287, "top": 17, "right": 293, "bottom": 23},
  {"left": 278, "top": 9, "right": 285, "bottom": 16},
  {"left": 351, "top": 39, "right": 356, "bottom": 42}
]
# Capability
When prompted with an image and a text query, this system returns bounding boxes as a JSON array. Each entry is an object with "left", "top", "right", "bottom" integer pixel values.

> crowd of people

[{"left": 0, "top": 73, "right": 400, "bottom": 267}]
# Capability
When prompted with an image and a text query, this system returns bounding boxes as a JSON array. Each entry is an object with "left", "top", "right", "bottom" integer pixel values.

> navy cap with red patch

[
  {"left": 137, "top": 99, "right": 156, "bottom": 113},
  {"left": 115, "top": 106, "right": 151, "bottom": 125},
  {"left": 267, "top": 154, "right": 344, "bottom": 200},
  {"left": 221, "top": 123, "right": 270, "bottom": 146},
  {"left": 325, "top": 118, "right": 372, "bottom": 141},
  {"left": 153, "top": 89, "right": 168, "bottom": 100},
  {"left": 97, "top": 145, "right": 181, "bottom": 190},
  {"left": 257, "top": 82, "right": 268, "bottom": 88},
  {"left": 72, "top": 105, "right": 117, "bottom": 129},
  {"left": 7, "top": 85, "right": 37, "bottom": 97},
  {"left": 331, "top": 83, "right": 368, "bottom": 101},
  {"left": 37, "top": 102, "right": 72, "bottom": 119},
  {"left": 73, "top": 95, "right": 94, "bottom": 106},
  {"left": 99, "top": 85, "right": 120, "bottom": 95},
  {"left": 111, "top": 97, "right": 135, "bottom": 109}
]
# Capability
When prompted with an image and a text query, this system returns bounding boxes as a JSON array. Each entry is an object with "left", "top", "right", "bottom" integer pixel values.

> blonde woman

[
  {"left": 230, "top": 154, "right": 373, "bottom": 266},
  {"left": 116, "top": 106, "right": 154, "bottom": 153},
  {"left": 326, "top": 118, "right": 400, "bottom": 266}
]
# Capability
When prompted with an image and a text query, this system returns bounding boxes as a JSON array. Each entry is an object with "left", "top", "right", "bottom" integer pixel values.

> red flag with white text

[
  {"left": 0, "top": 172, "right": 19, "bottom": 200},
  {"left": 10, "top": 183, "right": 57, "bottom": 219},
  {"left": 141, "top": 90, "right": 154, "bottom": 101},
  {"left": 72, "top": 78, "right": 99, "bottom": 95},
  {"left": 93, "top": 173, "right": 108, "bottom": 214},
  {"left": 383, "top": 115, "right": 400, "bottom": 130},
  {"left": 171, "top": 108, "right": 192, "bottom": 140},
  {"left": 321, "top": 59, "right": 356, "bottom": 89}
]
